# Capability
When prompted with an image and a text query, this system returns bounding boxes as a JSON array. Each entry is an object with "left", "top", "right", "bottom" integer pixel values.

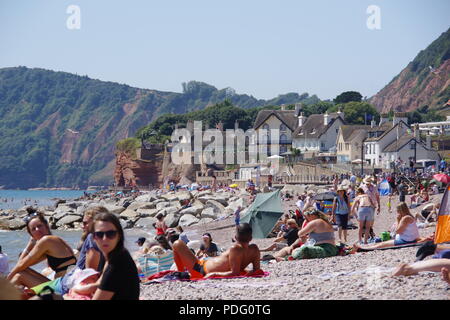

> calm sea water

[
  {"left": 0, "top": 190, "right": 95, "bottom": 210},
  {"left": 0, "top": 229, "right": 151, "bottom": 274}
]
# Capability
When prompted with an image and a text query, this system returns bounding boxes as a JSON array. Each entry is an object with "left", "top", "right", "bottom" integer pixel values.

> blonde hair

[
  {"left": 286, "top": 219, "right": 298, "bottom": 227},
  {"left": 396, "top": 202, "right": 414, "bottom": 223},
  {"left": 84, "top": 206, "right": 109, "bottom": 220},
  {"left": 304, "top": 208, "right": 332, "bottom": 225}
]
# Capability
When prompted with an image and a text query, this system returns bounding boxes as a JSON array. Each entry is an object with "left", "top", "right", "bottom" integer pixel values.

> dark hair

[
  {"left": 155, "top": 235, "right": 171, "bottom": 250},
  {"left": 202, "top": 233, "right": 212, "bottom": 241},
  {"left": 0, "top": 245, "right": 2, "bottom": 253},
  {"left": 236, "top": 223, "right": 252, "bottom": 243},
  {"left": 93, "top": 212, "right": 125, "bottom": 261},
  {"left": 357, "top": 188, "right": 365, "bottom": 194},
  {"left": 25, "top": 212, "right": 51, "bottom": 236},
  {"left": 168, "top": 234, "right": 180, "bottom": 243},
  {"left": 156, "top": 213, "right": 164, "bottom": 220}
]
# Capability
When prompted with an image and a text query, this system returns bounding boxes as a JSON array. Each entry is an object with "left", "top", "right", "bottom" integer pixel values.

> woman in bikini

[{"left": 7, "top": 211, "right": 77, "bottom": 289}]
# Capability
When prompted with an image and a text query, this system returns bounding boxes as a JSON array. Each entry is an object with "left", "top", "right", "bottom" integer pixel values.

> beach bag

[
  {"left": 137, "top": 250, "right": 174, "bottom": 278},
  {"left": 380, "top": 231, "right": 391, "bottom": 241}
]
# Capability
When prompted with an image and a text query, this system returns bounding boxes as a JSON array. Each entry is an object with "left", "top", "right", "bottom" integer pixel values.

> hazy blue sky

[{"left": 0, "top": 0, "right": 448, "bottom": 100}]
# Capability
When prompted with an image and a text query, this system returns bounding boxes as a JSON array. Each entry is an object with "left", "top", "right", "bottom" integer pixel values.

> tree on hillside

[
  {"left": 329, "top": 101, "right": 379, "bottom": 125},
  {"left": 334, "top": 91, "right": 362, "bottom": 104}
]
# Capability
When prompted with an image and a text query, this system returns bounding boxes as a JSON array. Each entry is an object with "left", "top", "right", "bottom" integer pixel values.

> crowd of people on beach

[{"left": 1, "top": 159, "right": 449, "bottom": 300}]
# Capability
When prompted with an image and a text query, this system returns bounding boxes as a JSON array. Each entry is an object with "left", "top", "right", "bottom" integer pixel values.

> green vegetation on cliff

[{"left": 0, "top": 67, "right": 318, "bottom": 188}]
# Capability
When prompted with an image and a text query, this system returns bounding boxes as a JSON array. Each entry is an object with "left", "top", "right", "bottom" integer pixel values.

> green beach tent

[{"left": 240, "top": 190, "right": 284, "bottom": 239}]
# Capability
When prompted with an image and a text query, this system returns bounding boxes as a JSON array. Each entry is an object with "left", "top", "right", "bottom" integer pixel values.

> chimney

[
  {"left": 337, "top": 107, "right": 344, "bottom": 120},
  {"left": 186, "top": 120, "right": 194, "bottom": 133},
  {"left": 216, "top": 122, "right": 224, "bottom": 131},
  {"left": 281, "top": 104, "right": 286, "bottom": 111},
  {"left": 413, "top": 124, "right": 420, "bottom": 140},
  {"left": 298, "top": 112, "right": 306, "bottom": 127},
  {"left": 324, "top": 112, "right": 329, "bottom": 126},
  {"left": 234, "top": 120, "right": 239, "bottom": 130},
  {"left": 295, "top": 103, "right": 301, "bottom": 116},
  {"left": 379, "top": 113, "right": 388, "bottom": 126},
  {"left": 370, "top": 120, "right": 376, "bottom": 128},
  {"left": 426, "top": 135, "right": 432, "bottom": 149},
  {"left": 393, "top": 112, "right": 408, "bottom": 126},
  {"left": 174, "top": 123, "right": 179, "bottom": 130}
]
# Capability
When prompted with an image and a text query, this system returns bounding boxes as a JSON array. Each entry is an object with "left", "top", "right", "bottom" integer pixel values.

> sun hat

[
  {"left": 363, "top": 176, "right": 373, "bottom": 184},
  {"left": 336, "top": 185, "right": 347, "bottom": 192},
  {"left": 65, "top": 268, "right": 100, "bottom": 289}
]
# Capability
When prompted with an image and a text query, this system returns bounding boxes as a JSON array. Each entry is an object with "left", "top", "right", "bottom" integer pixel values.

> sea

[
  {"left": 0, "top": 189, "right": 151, "bottom": 274},
  {"left": 0, "top": 189, "right": 93, "bottom": 210}
]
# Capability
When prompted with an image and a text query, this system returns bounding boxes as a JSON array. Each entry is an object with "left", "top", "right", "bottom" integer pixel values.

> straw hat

[
  {"left": 336, "top": 185, "right": 348, "bottom": 192},
  {"left": 363, "top": 176, "right": 374, "bottom": 184}
]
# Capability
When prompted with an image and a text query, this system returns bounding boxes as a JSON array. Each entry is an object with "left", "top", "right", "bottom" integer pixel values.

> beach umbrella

[
  {"left": 351, "top": 159, "right": 363, "bottom": 164},
  {"left": 430, "top": 179, "right": 443, "bottom": 187},
  {"left": 313, "top": 192, "right": 337, "bottom": 201},
  {"left": 433, "top": 173, "right": 450, "bottom": 185},
  {"left": 240, "top": 190, "right": 284, "bottom": 239}
]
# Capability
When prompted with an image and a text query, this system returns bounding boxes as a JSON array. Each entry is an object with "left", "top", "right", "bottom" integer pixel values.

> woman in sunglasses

[
  {"left": 90, "top": 212, "right": 139, "bottom": 300},
  {"left": 7, "top": 211, "right": 77, "bottom": 289}
]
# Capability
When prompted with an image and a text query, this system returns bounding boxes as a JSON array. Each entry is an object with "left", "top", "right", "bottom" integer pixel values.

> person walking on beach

[
  {"left": 332, "top": 186, "right": 351, "bottom": 244},
  {"left": 362, "top": 176, "right": 380, "bottom": 216},
  {"left": 172, "top": 223, "right": 261, "bottom": 279},
  {"left": 397, "top": 179, "right": 407, "bottom": 203},
  {"left": 0, "top": 245, "right": 9, "bottom": 277},
  {"left": 351, "top": 188, "right": 376, "bottom": 244}
]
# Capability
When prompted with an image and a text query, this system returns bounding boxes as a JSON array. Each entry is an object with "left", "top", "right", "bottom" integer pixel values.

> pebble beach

[{"left": 139, "top": 192, "right": 449, "bottom": 300}]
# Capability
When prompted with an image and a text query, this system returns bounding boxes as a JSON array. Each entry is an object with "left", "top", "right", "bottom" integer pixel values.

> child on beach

[{"left": 387, "top": 194, "right": 392, "bottom": 214}]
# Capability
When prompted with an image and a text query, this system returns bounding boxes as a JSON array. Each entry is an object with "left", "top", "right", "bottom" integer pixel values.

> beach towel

[
  {"left": 142, "top": 269, "right": 268, "bottom": 285},
  {"left": 378, "top": 179, "right": 391, "bottom": 196},
  {"left": 137, "top": 251, "right": 174, "bottom": 278}
]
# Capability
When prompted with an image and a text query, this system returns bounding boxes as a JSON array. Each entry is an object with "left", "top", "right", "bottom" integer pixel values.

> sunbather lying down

[
  {"left": 392, "top": 259, "right": 450, "bottom": 284},
  {"left": 172, "top": 223, "right": 261, "bottom": 279}
]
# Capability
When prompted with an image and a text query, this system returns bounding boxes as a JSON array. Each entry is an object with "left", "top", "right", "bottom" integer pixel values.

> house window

[
  {"left": 410, "top": 142, "right": 416, "bottom": 149},
  {"left": 321, "top": 142, "right": 325, "bottom": 148},
  {"left": 345, "top": 143, "right": 349, "bottom": 151},
  {"left": 262, "top": 124, "right": 269, "bottom": 131},
  {"left": 280, "top": 134, "right": 288, "bottom": 143},
  {"left": 280, "top": 124, "right": 287, "bottom": 132}
]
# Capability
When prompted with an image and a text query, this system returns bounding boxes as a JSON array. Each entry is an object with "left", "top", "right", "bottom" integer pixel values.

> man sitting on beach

[{"left": 172, "top": 223, "right": 261, "bottom": 279}]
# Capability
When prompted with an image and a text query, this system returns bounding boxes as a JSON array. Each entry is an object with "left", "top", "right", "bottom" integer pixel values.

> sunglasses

[
  {"left": 23, "top": 212, "right": 41, "bottom": 223},
  {"left": 94, "top": 230, "right": 118, "bottom": 240}
]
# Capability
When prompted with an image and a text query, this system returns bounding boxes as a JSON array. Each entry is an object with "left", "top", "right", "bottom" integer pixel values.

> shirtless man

[{"left": 172, "top": 223, "right": 260, "bottom": 279}]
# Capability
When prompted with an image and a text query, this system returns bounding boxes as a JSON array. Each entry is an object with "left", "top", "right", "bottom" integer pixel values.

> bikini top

[
  {"left": 47, "top": 254, "right": 77, "bottom": 273},
  {"left": 309, "top": 231, "right": 335, "bottom": 243}
]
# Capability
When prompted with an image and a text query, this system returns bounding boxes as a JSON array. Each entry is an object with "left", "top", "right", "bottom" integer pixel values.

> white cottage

[{"left": 292, "top": 111, "right": 345, "bottom": 157}]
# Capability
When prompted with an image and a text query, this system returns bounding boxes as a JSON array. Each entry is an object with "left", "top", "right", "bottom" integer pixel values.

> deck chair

[{"left": 137, "top": 250, "right": 174, "bottom": 278}]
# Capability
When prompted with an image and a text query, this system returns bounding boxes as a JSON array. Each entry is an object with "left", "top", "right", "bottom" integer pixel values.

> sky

[{"left": 0, "top": 0, "right": 449, "bottom": 101}]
